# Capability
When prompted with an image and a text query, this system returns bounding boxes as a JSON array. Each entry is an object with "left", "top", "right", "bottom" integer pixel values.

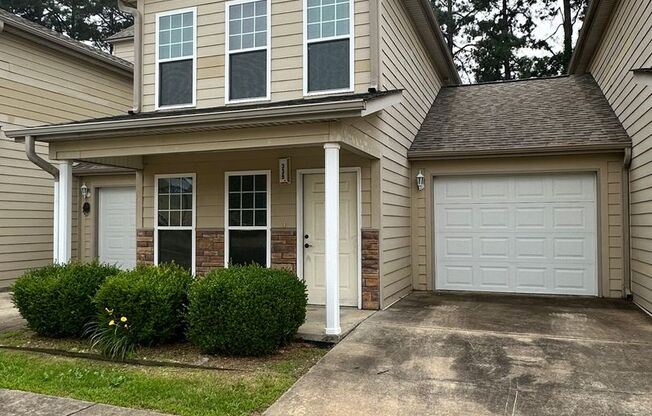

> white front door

[
  {"left": 98, "top": 187, "right": 136, "bottom": 269},
  {"left": 434, "top": 173, "right": 598, "bottom": 296},
  {"left": 303, "top": 172, "right": 358, "bottom": 306}
]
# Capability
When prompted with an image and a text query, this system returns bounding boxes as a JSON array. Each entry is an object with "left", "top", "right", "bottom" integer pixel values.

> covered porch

[{"left": 4, "top": 92, "right": 397, "bottom": 336}]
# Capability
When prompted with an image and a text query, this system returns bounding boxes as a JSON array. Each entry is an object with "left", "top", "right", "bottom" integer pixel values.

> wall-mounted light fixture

[
  {"left": 80, "top": 183, "right": 91, "bottom": 199},
  {"left": 416, "top": 169, "right": 425, "bottom": 191}
]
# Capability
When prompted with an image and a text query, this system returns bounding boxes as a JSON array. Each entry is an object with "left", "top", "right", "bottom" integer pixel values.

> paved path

[
  {"left": 0, "top": 389, "right": 172, "bottom": 415},
  {"left": 0, "top": 292, "right": 25, "bottom": 332},
  {"left": 266, "top": 292, "right": 652, "bottom": 416}
]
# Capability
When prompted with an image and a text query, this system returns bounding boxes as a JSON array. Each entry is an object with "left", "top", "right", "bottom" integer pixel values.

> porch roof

[{"left": 4, "top": 90, "right": 402, "bottom": 143}]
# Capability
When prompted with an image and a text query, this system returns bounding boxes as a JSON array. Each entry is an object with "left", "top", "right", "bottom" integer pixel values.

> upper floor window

[
  {"left": 304, "top": 0, "right": 354, "bottom": 94},
  {"left": 156, "top": 8, "right": 196, "bottom": 108},
  {"left": 226, "top": 0, "right": 270, "bottom": 102}
]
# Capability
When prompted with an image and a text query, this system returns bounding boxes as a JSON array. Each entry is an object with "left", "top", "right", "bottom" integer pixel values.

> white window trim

[
  {"left": 154, "top": 7, "right": 198, "bottom": 110},
  {"left": 154, "top": 173, "right": 197, "bottom": 275},
  {"left": 224, "top": 0, "right": 272, "bottom": 104},
  {"left": 224, "top": 170, "right": 272, "bottom": 267},
  {"left": 302, "top": 0, "right": 355, "bottom": 96}
]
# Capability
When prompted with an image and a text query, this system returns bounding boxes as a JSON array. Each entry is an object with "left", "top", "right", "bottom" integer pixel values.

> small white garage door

[
  {"left": 98, "top": 187, "right": 136, "bottom": 269},
  {"left": 434, "top": 173, "right": 598, "bottom": 296}
]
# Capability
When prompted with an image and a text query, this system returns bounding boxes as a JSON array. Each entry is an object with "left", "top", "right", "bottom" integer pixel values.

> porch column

[
  {"left": 55, "top": 160, "right": 73, "bottom": 263},
  {"left": 324, "top": 143, "right": 341, "bottom": 335}
]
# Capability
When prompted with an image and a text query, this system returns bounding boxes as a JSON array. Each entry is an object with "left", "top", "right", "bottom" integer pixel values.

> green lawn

[{"left": 0, "top": 346, "right": 326, "bottom": 416}]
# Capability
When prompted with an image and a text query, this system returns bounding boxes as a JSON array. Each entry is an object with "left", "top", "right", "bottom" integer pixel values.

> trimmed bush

[
  {"left": 92, "top": 263, "right": 193, "bottom": 348},
  {"left": 188, "top": 265, "right": 307, "bottom": 356},
  {"left": 12, "top": 262, "right": 120, "bottom": 337}
]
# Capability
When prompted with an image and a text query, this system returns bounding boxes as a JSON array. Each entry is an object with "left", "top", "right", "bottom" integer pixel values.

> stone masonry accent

[
  {"left": 362, "top": 229, "right": 380, "bottom": 310},
  {"left": 271, "top": 229, "right": 297, "bottom": 273},
  {"left": 136, "top": 228, "right": 154, "bottom": 265},
  {"left": 196, "top": 228, "right": 224, "bottom": 275}
]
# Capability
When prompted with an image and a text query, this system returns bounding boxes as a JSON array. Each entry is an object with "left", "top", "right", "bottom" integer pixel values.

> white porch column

[
  {"left": 324, "top": 143, "right": 341, "bottom": 335},
  {"left": 56, "top": 161, "right": 73, "bottom": 263},
  {"left": 52, "top": 180, "right": 60, "bottom": 263}
]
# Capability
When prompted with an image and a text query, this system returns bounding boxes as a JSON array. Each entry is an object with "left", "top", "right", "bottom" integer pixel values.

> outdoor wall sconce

[
  {"left": 80, "top": 183, "right": 91, "bottom": 199},
  {"left": 416, "top": 169, "right": 425, "bottom": 191}
]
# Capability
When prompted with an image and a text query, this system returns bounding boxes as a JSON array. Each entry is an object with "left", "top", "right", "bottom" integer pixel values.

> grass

[{"left": 0, "top": 346, "right": 326, "bottom": 415}]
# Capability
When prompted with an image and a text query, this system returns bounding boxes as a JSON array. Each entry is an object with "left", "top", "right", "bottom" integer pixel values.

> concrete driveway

[{"left": 265, "top": 292, "right": 652, "bottom": 416}]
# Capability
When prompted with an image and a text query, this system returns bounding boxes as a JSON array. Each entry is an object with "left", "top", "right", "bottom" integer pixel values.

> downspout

[
  {"left": 25, "top": 135, "right": 60, "bottom": 262},
  {"left": 118, "top": 0, "right": 142, "bottom": 113},
  {"left": 623, "top": 147, "right": 632, "bottom": 299},
  {"left": 369, "top": 0, "right": 382, "bottom": 91}
]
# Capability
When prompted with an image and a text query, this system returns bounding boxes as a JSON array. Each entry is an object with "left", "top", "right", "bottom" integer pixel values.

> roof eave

[
  {"left": 568, "top": 0, "right": 618, "bottom": 74},
  {"left": 0, "top": 17, "right": 133, "bottom": 76},
  {"left": 6, "top": 91, "right": 403, "bottom": 142},
  {"left": 403, "top": 0, "right": 461, "bottom": 85},
  {"left": 408, "top": 143, "right": 630, "bottom": 160}
]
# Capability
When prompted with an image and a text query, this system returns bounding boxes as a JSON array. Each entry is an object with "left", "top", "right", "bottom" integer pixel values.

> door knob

[
  {"left": 304, "top": 234, "right": 309, "bottom": 239},
  {"left": 304, "top": 243, "right": 312, "bottom": 248}
]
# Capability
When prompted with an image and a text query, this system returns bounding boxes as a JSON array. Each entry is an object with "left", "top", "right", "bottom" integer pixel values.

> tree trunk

[
  {"left": 502, "top": 0, "right": 511, "bottom": 79},
  {"left": 562, "top": 0, "right": 573, "bottom": 71},
  {"left": 446, "top": 0, "right": 455, "bottom": 55}
]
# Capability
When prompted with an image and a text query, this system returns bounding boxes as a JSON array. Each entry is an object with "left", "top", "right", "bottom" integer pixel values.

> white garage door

[
  {"left": 98, "top": 187, "right": 136, "bottom": 269},
  {"left": 434, "top": 173, "right": 598, "bottom": 296}
]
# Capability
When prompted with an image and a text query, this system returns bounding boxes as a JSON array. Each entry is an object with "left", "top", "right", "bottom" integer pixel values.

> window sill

[
  {"left": 303, "top": 88, "right": 355, "bottom": 98},
  {"left": 225, "top": 96, "right": 271, "bottom": 106},
  {"left": 155, "top": 103, "right": 196, "bottom": 111}
]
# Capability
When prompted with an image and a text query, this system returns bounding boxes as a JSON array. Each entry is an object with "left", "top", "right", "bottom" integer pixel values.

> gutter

[
  {"left": 25, "top": 135, "right": 59, "bottom": 179},
  {"left": 118, "top": 0, "right": 141, "bottom": 113},
  {"left": 416, "top": 0, "right": 461, "bottom": 85},
  {"left": 407, "top": 143, "right": 631, "bottom": 160},
  {"left": 5, "top": 98, "right": 380, "bottom": 142}
]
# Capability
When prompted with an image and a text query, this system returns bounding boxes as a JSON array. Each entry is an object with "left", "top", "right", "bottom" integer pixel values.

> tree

[
  {"left": 0, "top": 0, "right": 132, "bottom": 50},
  {"left": 431, "top": 0, "right": 478, "bottom": 81}
]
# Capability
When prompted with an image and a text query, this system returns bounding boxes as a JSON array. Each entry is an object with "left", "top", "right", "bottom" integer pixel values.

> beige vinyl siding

[
  {"left": 0, "top": 31, "right": 132, "bottom": 287},
  {"left": 587, "top": 0, "right": 652, "bottom": 310},
  {"left": 140, "top": 0, "right": 371, "bottom": 111},
  {"left": 411, "top": 154, "right": 626, "bottom": 298},
  {"left": 111, "top": 39, "right": 135, "bottom": 63},
  {"left": 139, "top": 148, "right": 371, "bottom": 231},
  {"left": 371, "top": 0, "right": 442, "bottom": 307}
]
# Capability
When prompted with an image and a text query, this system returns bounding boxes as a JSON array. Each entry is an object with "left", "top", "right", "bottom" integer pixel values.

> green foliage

[
  {"left": 188, "top": 265, "right": 307, "bottom": 356},
  {"left": 87, "top": 309, "right": 137, "bottom": 360},
  {"left": 11, "top": 262, "right": 120, "bottom": 337},
  {"left": 92, "top": 264, "right": 193, "bottom": 349}
]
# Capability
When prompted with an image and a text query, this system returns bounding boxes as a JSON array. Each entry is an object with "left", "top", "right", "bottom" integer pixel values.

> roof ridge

[{"left": 447, "top": 74, "right": 571, "bottom": 88}]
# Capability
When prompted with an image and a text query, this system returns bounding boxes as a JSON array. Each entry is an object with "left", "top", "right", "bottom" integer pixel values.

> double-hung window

[
  {"left": 305, "top": 0, "right": 354, "bottom": 94},
  {"left": 225, "top": 172, "right": 270, "bottom": 267},
  {"left": 226, "top": 0, "right": 270, "bottom": 102},
  {"left": 155, "top": 175, "right": 195, "bottom": 272},
  {"left": 156, "top": 8, "right": 196, "bottom": 108}
]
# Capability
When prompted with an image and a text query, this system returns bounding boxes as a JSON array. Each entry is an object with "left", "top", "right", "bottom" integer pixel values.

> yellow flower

[
  {"left": 109, "top": 320, "right": 115, "bottom": 326},
  {"left": 120, "top": 316, "right": 128, "bottom": 323}
]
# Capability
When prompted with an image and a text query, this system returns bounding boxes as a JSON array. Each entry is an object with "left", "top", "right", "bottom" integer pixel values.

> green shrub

[
  {"left": 11, "top": 262, "right": 120, "bottom": 337},
  {"left": 91, "top": 263, "right": 193, "bottom": 351},
  {"left": 187, "top": 265, "right": 307, "bottom": 356}
]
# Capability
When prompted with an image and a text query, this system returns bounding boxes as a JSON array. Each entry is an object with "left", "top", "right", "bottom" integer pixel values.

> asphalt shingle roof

[
  {"left": 107, "top": 25, "right": 134, "bottom": 41},
  {"left": 0, "top": 8, "right": 132, "bottom": 71},
  {"left": 409, "top": 74, "right": 631, "bottom": 158}
]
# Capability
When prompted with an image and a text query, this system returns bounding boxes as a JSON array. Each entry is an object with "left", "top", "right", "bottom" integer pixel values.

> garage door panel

[{"left": 435, "top": 174, "right": 598, "bottom": 296}]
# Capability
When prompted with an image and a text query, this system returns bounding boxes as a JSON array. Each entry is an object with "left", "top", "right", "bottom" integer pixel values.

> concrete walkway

[
  {"left": 0, "top": 389, "right": 172, "bottom": 415},
  {"left": 0, "top": 292, "right": 25, "bottom": 332},
  {"left": 265, "top": 292, "right": 652, "bottom": 416}
]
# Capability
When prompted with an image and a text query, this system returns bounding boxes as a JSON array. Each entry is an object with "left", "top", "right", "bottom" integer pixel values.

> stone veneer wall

[
  {"left": 362, "top": 229, "right": 380, "bottom": 310},
  {"left": 136, "top": 228, "right": 154, "bottom": 265},
  {"left": 196, "top": 228, "right": 224, "bottom": 274},
  {"left": 271, "top": 229, "right": 297, "bottom": 272},
  {"left": 135, "top": 227, "right": 380, "bottom": 310}
]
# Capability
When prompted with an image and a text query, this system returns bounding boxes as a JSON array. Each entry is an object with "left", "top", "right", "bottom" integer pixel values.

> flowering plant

[{"left": 85, "top": 308, "right": 136, "bottom": 360}]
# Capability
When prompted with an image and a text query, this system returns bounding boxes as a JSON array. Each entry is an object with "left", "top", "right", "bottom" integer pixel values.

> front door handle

[{"left": 304, "top": 243, "right": 312, "bottom": 248}]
